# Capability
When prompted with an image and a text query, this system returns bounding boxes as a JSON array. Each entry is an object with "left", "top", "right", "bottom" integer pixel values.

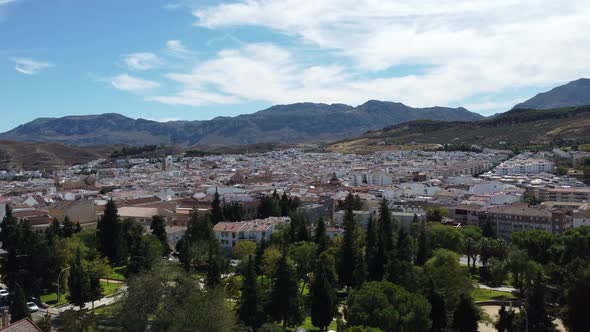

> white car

[
  {"left": 0, "top": 289, "right": 8, "bottom": 297},
  {"left": 27, "top": 302, "right": 39, "bottom": 313}
]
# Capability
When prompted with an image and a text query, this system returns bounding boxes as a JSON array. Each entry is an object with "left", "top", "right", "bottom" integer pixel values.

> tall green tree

[
  {"left": 311, "top": 263, "right": 337, "bottom": 332},
  {"left": 415, "top": 221, "right": 431, "bottom": 266},
  {"left": 62, "top": 216, "right": 76, "bottom": 237},
  {"left": 211, "top": 188, "right": 224, "bottom": 224},
  {"left": 9, "top": 283, "right": 30, "bottom": 323},
  {"left": 366, "top": 214, "right": 380, "bottom": 280},
  {"left": 495, "top": 305, "right": 516, "bottom": 332},
  {"left": 97, "top": 199, "right": 124, "bottom": 264},
  {"left": 427, "top": 288, "right": 447, "bottom": 332},
  {"left": 523, "top": 273, "right": 555, "bottom": 332},
  {"left": 206, "top": 245, "right": 221, "bottom": 288},
  {"left": 150, "top": 215, "right": 171, "bottom": 256},
  {"left": 374, "top": 199, "right": 394, "bottom": 281},
  {"left": 565, "top": 267, "right": 590, "bottom": 332},
  {"left": 338, "top": 192, "right": 358, "bottom": 288},
  {"left": 451, "top": 294, "right": 480, "bottom": 332},
  {"left": 267, "top": 252, "right": 303, "bottom": 328},
  {"left": 314, "top": 217, "right": 329, "bottom": 254},
  {"left": 237, "top": 256, "right": 264, "bottom": 329},
  {"left": 67, "top": 248, "right": 90, "bottom": 308}
]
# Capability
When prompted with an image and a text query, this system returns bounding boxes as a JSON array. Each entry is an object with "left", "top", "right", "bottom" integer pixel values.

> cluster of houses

[{"left": 0, "top": 149, "right": 589, "bottom": 250}]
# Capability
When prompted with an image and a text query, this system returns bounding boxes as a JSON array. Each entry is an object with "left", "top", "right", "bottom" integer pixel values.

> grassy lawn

[
  {"left": 41, "top": 281, "right": 123, "bottom": 307},
  {"left": 299, "top": 316, "right": 338, "bottom": 332},
  {"left": 94, "top": 303, "right": 116, "bottom": 316},
  {"left": 107, "top": 266, "right": 127, "bottom": 281},
  {"left": 472, "top": 288, "right": 517, "bottom": 302}
]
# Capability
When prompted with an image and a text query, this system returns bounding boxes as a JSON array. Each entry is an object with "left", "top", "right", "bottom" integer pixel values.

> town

[{"left": 1, "top": 146, "right": 589, "bottom": 331}]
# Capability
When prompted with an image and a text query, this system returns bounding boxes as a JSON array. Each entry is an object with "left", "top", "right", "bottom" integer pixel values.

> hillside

[
  {"left": 0, "top": 141, "right": 112, "bottom": 171},
  {"left": 326, "top": 106, "right": 590, "bottom": 153},
  {"left": 0, "top": 101, "right": 482, "bottom": 146},
  {"left": 512, "top": 78, "right": 590, "bottom": 110}
]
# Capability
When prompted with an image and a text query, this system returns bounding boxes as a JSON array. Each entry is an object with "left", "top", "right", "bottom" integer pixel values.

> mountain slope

[
  {"left": 326, "top": 106, "right": 590, "bottom": 153},
  {"left": 0, "top": 101, "right": 482, "bottom": 146},
  {"left": 512, "top": 78, "right": 590, "bottom": 110},
  {"left": 0, "top": 141, "right": 112, "bottom": 171}
]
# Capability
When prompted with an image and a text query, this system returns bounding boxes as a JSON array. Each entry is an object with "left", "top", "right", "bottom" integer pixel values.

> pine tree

[
  {"left": 205, "top": 245, "right": 221, "bottom": 288},
  {"left": 314, "top": 217, "right": 329, "bottom": 255},
  {"left": 9, "top": 283, "right": 30, "bottom": 323},
  {"left": 67, "top": 248, "right": 90, "bottom": 309},
  {"left": 451, "top": 294, "right": 480, "bottom": 332},
  {"left": 46, "top": 218, "right": 62, "bottom": 242},
  {"left": 211, "top": 189, "right": 224, "bottom": 224},
  {"left": 338, "top": 193, "right": 357, "bottom": 288},
  {"left": 280, "top": 192, "right": 290, "bottom": 217},
  {"left": 483, "top": 221, "right": 495, "bottom": 238},
  {"left": 267, "top": 252, "right": 303, "bottom": 328},
  {"left": 353, "top": 247, "right": 367, "bottom": 287},
  {"left": 97, "top": 199, "right": 123, "bottom": 264},
  {"left": 0, "top": 204, "right": 17, "bottom": 251},
  {"left": 311, "top": 264, "right": 337, "bottom": 332},
  {"left": 238, "top": 256, "right": 263, "bottom": 329},
  {"left": 151, "top": 215, "right": 171, "bottom": 256},
  {"left": 495, "top": 305, "right": 516, "bottom": 332}
]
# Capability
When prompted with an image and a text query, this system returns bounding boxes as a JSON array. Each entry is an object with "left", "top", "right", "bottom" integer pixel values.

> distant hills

[
  {"left": 512, "top": 78, "right": 590, "bottom": 110},
  {"left": 326, "top": 106, "right": 590, "bottom": 153},
  {"left": 0, "top": 141, "right": 112, "bottom": 171},
  {"left": 0, "top": 101, "right": 482, "bottom": 146}
]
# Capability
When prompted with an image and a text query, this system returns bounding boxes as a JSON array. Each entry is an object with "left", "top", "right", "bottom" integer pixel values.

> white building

[{"left": 213, "top": 217, "right": 290, "bottom": 250}]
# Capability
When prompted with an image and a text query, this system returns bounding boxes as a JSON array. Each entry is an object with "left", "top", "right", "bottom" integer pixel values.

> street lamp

[{"left": 57, "top": 267, "right": 70, "bottom": 303}]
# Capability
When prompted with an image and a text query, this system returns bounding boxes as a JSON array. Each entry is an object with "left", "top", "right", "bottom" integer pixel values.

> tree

[
  {"left": 314, "top": 217, "right": 329, "bottom": 254},
  {"left": 429, "top": 224, "right": 464, "bottom": 252},
  {"left": 205, "top": 245, "right": 221, "bottom": 288},
  {"left": 424, "top": 249, "right": 472, "bottom": 314},
  {"left": 96, "top": 199, "right": 124, "bottom": 264},
  {"left": 374, "top": 199, "right": 394, "bottom": 281},
  {"left": 523, "top": 273, "right": 556, "bottom": 332},
  {"left": 427, "top": 288, "right": 447, "bottom": 332},
  {"left": 67, "top": 248, "right": 90, "bottom": 308},
  {"left": 565, "top": 267, "right": 590, "bottom": 332},
  {"left": 451, "top": 294, "right": 480, "bottom": 332},
  {"left": 267, "top": 253, "right": 303, "bottom": 328},
  {"left": 290, "top": 241, "right": 318, "bottom": 294},
  {"left": 366, "top": 214, "right": 380, "bottom": 280},
  {"left": 311, "top": 263, "right": 337, "bottom": 332},
  {"left": 511, "top": 230, "right": 554, "bottom": 264},
  {"left": 338, "top": 193, "right": 358, "bottom": 288},
  {"left": 415, "top": 221, "right": 431, "bottom": 266},
  {"left": 495, "top": 305, "right": 516, "bottom": 332},
  {"left": 254, "top": 239, "right": 266, "bottom": 278},
  {"left": 482, "top": 221, "right": 495, "bottom": 238},
  {"left": 9, "top": 283, "right": 30, "bottom": 323},
  {"left": 262, "top": 247, "right": 282, "bottom": 283},
  {"left": 62, "top": 216, "right": 76, "bottom": 237},
  {"left": 344, "top": 327, "right": 384, "bottom": 332},
  {"left": 237, "top": 256, "right": 264, "bottom": 329},
  {"left": 211, "top": 188, "right": 224, "bottom": 224},
  {"left": 346, "top": 281, "right": 432, "bottom": 332},
  {"left": 128, "top": 235, "right": 164, "bottom": 274},
  {"left": 150, "top": 215, "right": 171, "bottom": 257},
  {"left": 233, "top": 240, "right": 257, "bottom": 260}
]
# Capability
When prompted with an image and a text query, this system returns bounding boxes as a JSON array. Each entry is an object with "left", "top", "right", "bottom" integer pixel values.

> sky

[{"left": 1, "top": 0, "right": 590, "bottom": 132}]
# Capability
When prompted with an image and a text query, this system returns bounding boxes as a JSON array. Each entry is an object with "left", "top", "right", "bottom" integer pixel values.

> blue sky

[{"left": 1, "top": 0, "right": 590, "bottom": 132}]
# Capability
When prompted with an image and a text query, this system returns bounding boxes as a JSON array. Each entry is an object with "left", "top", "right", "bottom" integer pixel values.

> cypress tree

[
  {"left": 416, "top": 221, "right": 431, "bottom": 266},
  {"left": 238, "top": 256, "right": 263, "bottom": 329},
  {"left": 150, "top": 215, "right": 171, "bottom": 256},
  {"left": 311, "top": 264, "right": 337, "bottom": 332},
  {"left": 62, "top": 216, "right": 75, "bottom": 237},
  {"left": 267, "top": 252, "right": 303, "bottom": 328},
  {"left": 9, "top": 283, "right": 30, "bottom": 323},
  {"left": 280, "top": 192, "right": 290, "bottom": 217},
  {"left": 0, "top": 204, "right": 17, "bottom": 251},
  {"left": 483, "top": 221, "right": 495, "bottom": 238},
  {"left": 451, "top": 294, "right": 480, "bottom": 332},
  {"left": 374, "top": 198, "right": 393, "bottom": 280},
  {"left": 428, "top": 288, "right": 447, "bottom": 332},
  {"left": 366, "top": 214, "right": 379, "bottom": 281},
  {"left": 338, "top": 193, "right": 357, "bottom": 288},
  {"left": 524, "top": 274, "right": 555, "bottom": 332},
  {"left": 97, "top": 199, "right": 123, "bottom": 264},
  {"left": 314, "top": 217, "right": 329, "bottom": 255},
  {"left": 211, "top": 189, "right": 224, "bottom": 224},
  {"left": 67, "top": 248, "right": 90, "bottom": 309},
  {"left": 205, "top": 245, "right": 221, "bottom": 288}
]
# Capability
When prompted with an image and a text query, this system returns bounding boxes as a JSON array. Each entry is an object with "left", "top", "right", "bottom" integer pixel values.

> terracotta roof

[{"left": 0, "top": 318, "right": 44, "bottom": 332}]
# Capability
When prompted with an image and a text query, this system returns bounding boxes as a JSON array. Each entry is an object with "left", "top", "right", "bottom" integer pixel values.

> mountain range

[
  {"left": 512, "top": 78, "right": 590, "bottom": 110},
  {"left": 0, "top": 101, "right": 482, "bottom": 146}
]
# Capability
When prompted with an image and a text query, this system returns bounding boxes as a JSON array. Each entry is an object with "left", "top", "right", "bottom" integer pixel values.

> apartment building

[
  {"left": 536, "top": 187, "right": 590, "bottom": 203},
  {"left": 487, "top": 203, "right": 572, "bottom": 239},
  {"left": 213, "top": 217, "right": 290, "bottom": 250}
]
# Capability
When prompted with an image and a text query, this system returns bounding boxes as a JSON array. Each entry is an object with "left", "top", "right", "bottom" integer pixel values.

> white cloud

[
  {"left": 12, "top": 57, "right": 53, "bottom": 75},
  {"left": 165, "top": 40, "right": 191, "bottom": 57},
  {"left": 111, "top": 74, "right": 160, "bottom": 91},
  {"left": 188, "top": 0, "right": 590, "bottom": 113},
  {"left": 123, "top": 52, "right": 161, "bottom": 70},
  {"left": 0, "top": 0, "right": 18, "bottom": 5}
]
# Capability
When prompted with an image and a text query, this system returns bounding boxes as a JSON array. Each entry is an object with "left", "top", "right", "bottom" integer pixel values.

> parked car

[
  {"left": 27, "top": 302, "right": 39, "bottom": 313},
  {"left": 0, "top": 289, "right": 9, "bottom": 297},
  {"left": 28, "top": 297, "right": 48, "bottom": 309}
]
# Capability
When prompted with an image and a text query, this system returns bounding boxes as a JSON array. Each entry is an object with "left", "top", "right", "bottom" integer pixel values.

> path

[{"left": 43, "top": 285, "right": 127, "bottom": 316}]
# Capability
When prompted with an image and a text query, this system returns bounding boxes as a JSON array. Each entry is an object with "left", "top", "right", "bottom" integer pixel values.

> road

[{"left": 40, "top": 285, "right": 127, "bottom": 316}]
